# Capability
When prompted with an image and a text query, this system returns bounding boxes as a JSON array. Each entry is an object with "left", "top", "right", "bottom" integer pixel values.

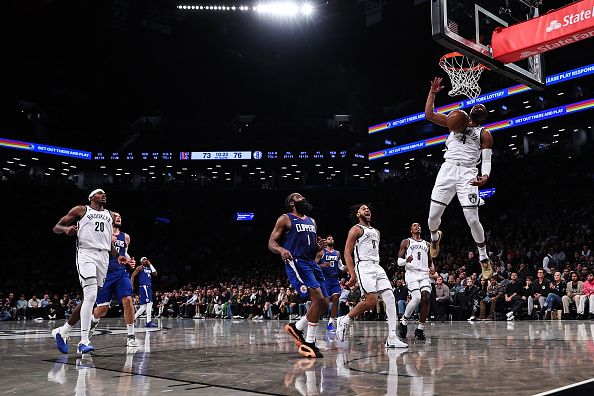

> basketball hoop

[{"left": 439, "top": 52, "right": 487, "bottom": 99}]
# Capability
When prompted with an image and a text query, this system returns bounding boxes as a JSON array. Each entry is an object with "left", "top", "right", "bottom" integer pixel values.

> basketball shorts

[
  {"left": 323, "top": 278, "right": 342, "bottom": 296},
  {"left": 139, "top": 285, "right": 153, "bottom": 304},
  {"left": 76, "top": 248, "right": 109, "bottom": 288},
  {"left": 96, "top": 271, "right": 133, "bottom": 306},
  {"left": 285, "top": 258, "right": 328, "bottom": 299},
  {"left": 431, "top": 161, "right": 480, "bottom": 208},
  {"left": 355, "top": 261, "right": 392, "bottom": 294},
  {"left": 405, "top": 270, "right": 432, "bottom": 293}
]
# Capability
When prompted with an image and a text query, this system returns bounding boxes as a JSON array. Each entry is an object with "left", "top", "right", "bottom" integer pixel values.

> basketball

[{"left": 446, "top": 109, "right": 470, "bottom": 133}]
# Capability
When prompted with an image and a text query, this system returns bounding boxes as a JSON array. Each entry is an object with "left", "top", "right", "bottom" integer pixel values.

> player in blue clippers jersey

[
  {"left": 316, "top": 235, "right": 345, "bottom": 331},
  {"left": 132, "top": 257, "right": 158, "bottom": 327},
  {"left": 92, "top": 212, "right": 140, "bottom": 347},
  {"left": 268, "top": 192, "right": 328, "bottom": 359}
]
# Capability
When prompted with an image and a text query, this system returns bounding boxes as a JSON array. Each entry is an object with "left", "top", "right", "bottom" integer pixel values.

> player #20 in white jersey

[
  {"left": 354, "top": 225, "right": 380, "bottom": 263},
  {"left": 77, "top": 206, "right": 113, "bottom": 251},
  {"left": 405, "top": 238, "right": 430, "bottom": 272}
]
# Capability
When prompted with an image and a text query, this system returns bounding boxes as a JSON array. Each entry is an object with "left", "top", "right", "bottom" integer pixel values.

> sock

[
  {"left": 62, "top": 322, "right": 73, "bottom": 336},
  {"left": 91, "top": 315, "right": 100, "bottom": 324},
  {"left": 329, "top": 317, "right": 335, "bottom": 326},
  {"left": 431, "top": 231, "right": 440, "bottom": 242},
  {"left": 295, "top": 315, "right": 309, "bottom": 331},
  {"left": 478, "top": 245, "right": 488, "bottom": 261},
  {"left": 306, "top": 322, "right": 318, "bottom": 344},
  {"left": 146, "top": 302, "right": 153, "bottom": 323},
  {"left": 401, "top": 316, "right": 409, "bottom": 326},
  {"left": 418, "top": 323, "right": 425, "bottom": 331},
  {"left": 127, "top": 323, "right": 134, "bottom": 336}
]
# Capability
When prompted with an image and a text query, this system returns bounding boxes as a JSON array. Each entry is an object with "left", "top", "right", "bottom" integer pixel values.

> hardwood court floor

[{"left": 1, "top": 318, "right": 594, "bottom": 395}]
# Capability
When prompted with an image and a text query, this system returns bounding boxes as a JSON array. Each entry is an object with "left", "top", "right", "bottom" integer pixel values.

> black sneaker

[
  {"left": 284, "top": 322, "right": 306, "bottom": 347},
  {"left": 298, "top": 341, "right": 323, "bottom": 358},
  {"left": 414, "top": 329, "right": 426, "bottom": 340},
  {"left": 398, "top": 321, "right": 407, "bottom": 339}
]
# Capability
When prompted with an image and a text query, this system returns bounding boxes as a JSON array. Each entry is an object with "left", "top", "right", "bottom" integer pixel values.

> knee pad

[
  {"left": 409, "top": 290, "right": 421, "bottom": 306},
  {"left": 463, "top": 207, "right": 485, "bottom": 242},
  {"left": 381, "top": 290, "right": 395, "bottom": 306},
  {"left": 82, "top": 285, "right": 97, "bottom": 303}
]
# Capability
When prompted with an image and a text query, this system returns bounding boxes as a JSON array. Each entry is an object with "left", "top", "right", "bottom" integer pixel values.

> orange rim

[{"left": 439, "top": 52, "right": 488, "bottom": 72}]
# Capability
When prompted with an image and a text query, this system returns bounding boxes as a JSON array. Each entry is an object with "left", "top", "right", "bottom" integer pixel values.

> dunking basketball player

[
  {"left": 397, "top": 223, "right": 433, "bottom": 341},
  {"left": 268, "top": 193, "right": 328, "bottom": 358},
  {"left": 335, "top": 204, "right": 408, "bottom": 348},
  {"left": 51, "top": 189, "right": 126, "bottom": 354},
  {"left": 316, "top": 235, "right": 344, "bottom": 331},
  {"left": 91, "top": 212, "right": 140, "bottom": 347},
  {"left": 425, "top": 76, "right": 494, "bottom": 278},
  {"left": 132, "top": 257, "right": 158, "bottom": 327}
]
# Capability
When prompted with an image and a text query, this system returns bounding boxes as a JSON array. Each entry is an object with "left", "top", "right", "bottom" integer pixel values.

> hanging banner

[{"left": 492, "top": 0, "right": 594, "bottom": 63}]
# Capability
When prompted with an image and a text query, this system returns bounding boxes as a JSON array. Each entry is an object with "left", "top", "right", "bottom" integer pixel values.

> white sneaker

[
  {"left": 385, "top": 336, "right": 408, "bottom": 348},
  {"left": 507, "top": 315, "right": 515, "bottom": 321},
  {"left": 336, "top": 315, "right": 349, "bottom": 342},
  {"left": 126, "top": 335, "right": 140, "bottom": 347},
  {"left": 506, "top": 311, "right": 514, "bottom": 318},
  {"left": 468, "top": 316, "right": 476, "bottom": 321}
]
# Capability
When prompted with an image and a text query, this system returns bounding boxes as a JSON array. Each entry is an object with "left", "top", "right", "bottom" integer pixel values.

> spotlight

[{"left": 301, "top": 3, "right": 313, "bottom": 15}]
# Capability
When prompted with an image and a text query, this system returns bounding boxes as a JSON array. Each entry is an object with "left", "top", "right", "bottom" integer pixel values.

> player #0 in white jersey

[
  {"left": 403, "top": 237, "right": 432, "bottom": 293},
  {"left": 76, "top": 205, "right": 113, "bottom": 287},
  {"left": 354, "top": 224, "right": 391, "bottom": 294}
]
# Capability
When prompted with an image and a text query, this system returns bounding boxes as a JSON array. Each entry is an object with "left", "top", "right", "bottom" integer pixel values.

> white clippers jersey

[
  {"left": 406, "top": 238, "right": 430, "bottom": 272},
  {"left": 354, "top": 225, "right": 380, "bottom": 263},
  {"left": 77, "top": 206, "right": 113, "bottom": 251},
  {"left": 443, "top": 126, "right": 483, "bottom": 165}
]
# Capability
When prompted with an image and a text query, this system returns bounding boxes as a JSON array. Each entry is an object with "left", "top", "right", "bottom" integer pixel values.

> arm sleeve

[
  {"left": 397, "top": 258, "right": 407, "bottom": 266},
  {"left": 338, "top": 259, "right": 345, "bottom": 271},
  {"left": 481, "top": 148, "right": 492, "bottom": 176},
  {"left": 149, "top": 264, "right": 157, "bottom": 273}
]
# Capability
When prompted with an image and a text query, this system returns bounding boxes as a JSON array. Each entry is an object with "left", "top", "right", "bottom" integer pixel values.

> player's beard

[
  {"left": 294, "top": 199, "right": 313, "bottom": 215},
  {"left": 114, "top": 223, "right": 121, "bottom": 229},
  {"left": 327, "top": 242, "right": 334, "bottom": 248}
]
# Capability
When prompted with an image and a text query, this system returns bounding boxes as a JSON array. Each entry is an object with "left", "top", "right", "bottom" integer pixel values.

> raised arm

[
  {"left": 53, "top": 205, "right": 86, "bottom": 235},
  {"left": 425, "top": 77, "right": 448, "bottom": 127},
  {"left": 344, "top": 226, "right": 363, "bottom": 288},
  {"left": 268, "top": 214, "right": 293, "bottom": 261}
]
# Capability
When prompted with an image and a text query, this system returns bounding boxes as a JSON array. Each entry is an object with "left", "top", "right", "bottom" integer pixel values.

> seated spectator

[
  {"left": 583, "top": 272, "right": 594, "bottom": 320},
  {"left": 479, "top": 277, "right": 502, "bottom": 320},
  {"left": 562, "top": 272, "right": 584, "bottom": 319},
  {"left": 530, "top": 269, "right": 550, "bottom": 318},
  {"left": 505, "top": 272, "right": 525, "bottom": 321},
  {"left": 543, "top": 272, "right": 566, "bottom": 320},
  {"left": 15, "top": 294, "right": 27, "bottom": 321},
  {"left": 338, "top": 283, "right": 350, "bottom": 317},
  {"left": 522, "top": 276, "right": 536, "bottom": 318},
  {"left": 27, "top": 295, "right": 43, "bottom": 320},
  {"left": 433, "top": 276, "right": 450, "bottom": 321},
  {"left": 459, "top": 278, "right": 480, "bottom": 320},
  {"left": 393, "top": 279, "right": 408, "bottom": 318},
  {"left": 347, "top": 286, "right": 361, "bottom": 319},
  {"left": 40, "top": 294, "right": 52, "bottom": 319}
]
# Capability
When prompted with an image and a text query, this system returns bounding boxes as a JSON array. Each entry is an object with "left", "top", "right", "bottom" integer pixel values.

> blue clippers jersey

[
  {"left": 320, "top": 249, "right": 340, "bottom": 279},
  {"left": 138, "top": 265, "right": 153, "bottom": 286},
  {"left": 283, "top": 213, "right": 317, "bottom": 260},
  {"left": 108, "top": 232, "right": 127, "bottom": 274}
]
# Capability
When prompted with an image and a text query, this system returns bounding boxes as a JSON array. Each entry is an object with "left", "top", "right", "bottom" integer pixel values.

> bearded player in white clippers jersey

[
  {"left": 51, "top": 189, "right": 126, "bottom": 354},
  {"left": 335, "top": 204, "right": 407, "bottom": 349},
  {"left": 397, "top": 223, "right": 433, "bottom": 341},
  {"left": 424, "top": 77, "right": 494, "bottom": 280}
]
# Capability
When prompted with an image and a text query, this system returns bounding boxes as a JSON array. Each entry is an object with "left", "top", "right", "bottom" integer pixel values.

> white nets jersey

[
  {"left": 77, "top": 206, "right": 113, "bottom": 251},
  {"left": 443, "top": 126, "right": 483, "bottom": 166},
  {"left": 354, "top": 225, "right": 380, "bottom": 263},
  {"left": 405, "top": 238, "right": 430, "bottom": 272}
]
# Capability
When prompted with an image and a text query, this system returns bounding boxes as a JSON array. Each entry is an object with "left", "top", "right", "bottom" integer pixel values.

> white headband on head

[{"left": 88, "top": 189, "right": 105, "bottom": 201}]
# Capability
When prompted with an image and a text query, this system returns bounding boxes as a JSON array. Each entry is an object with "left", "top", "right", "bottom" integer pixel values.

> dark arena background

[{"left": 1, "top": 1, "right": 594, "bottom": 395}]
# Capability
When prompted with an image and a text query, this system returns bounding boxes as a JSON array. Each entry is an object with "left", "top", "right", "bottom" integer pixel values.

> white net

[{"left": 439, "top": 53, "right": 486, "bottom": 99}]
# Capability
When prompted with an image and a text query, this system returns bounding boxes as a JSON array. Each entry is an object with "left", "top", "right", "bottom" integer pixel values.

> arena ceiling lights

[{"left": 177, "top": 2, "right": 315, "bottom": 17}]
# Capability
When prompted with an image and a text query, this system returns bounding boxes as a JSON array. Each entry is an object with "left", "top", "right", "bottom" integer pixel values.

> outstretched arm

[{"left": 425, "top": 77, "right": 448, "bottom": 127}]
